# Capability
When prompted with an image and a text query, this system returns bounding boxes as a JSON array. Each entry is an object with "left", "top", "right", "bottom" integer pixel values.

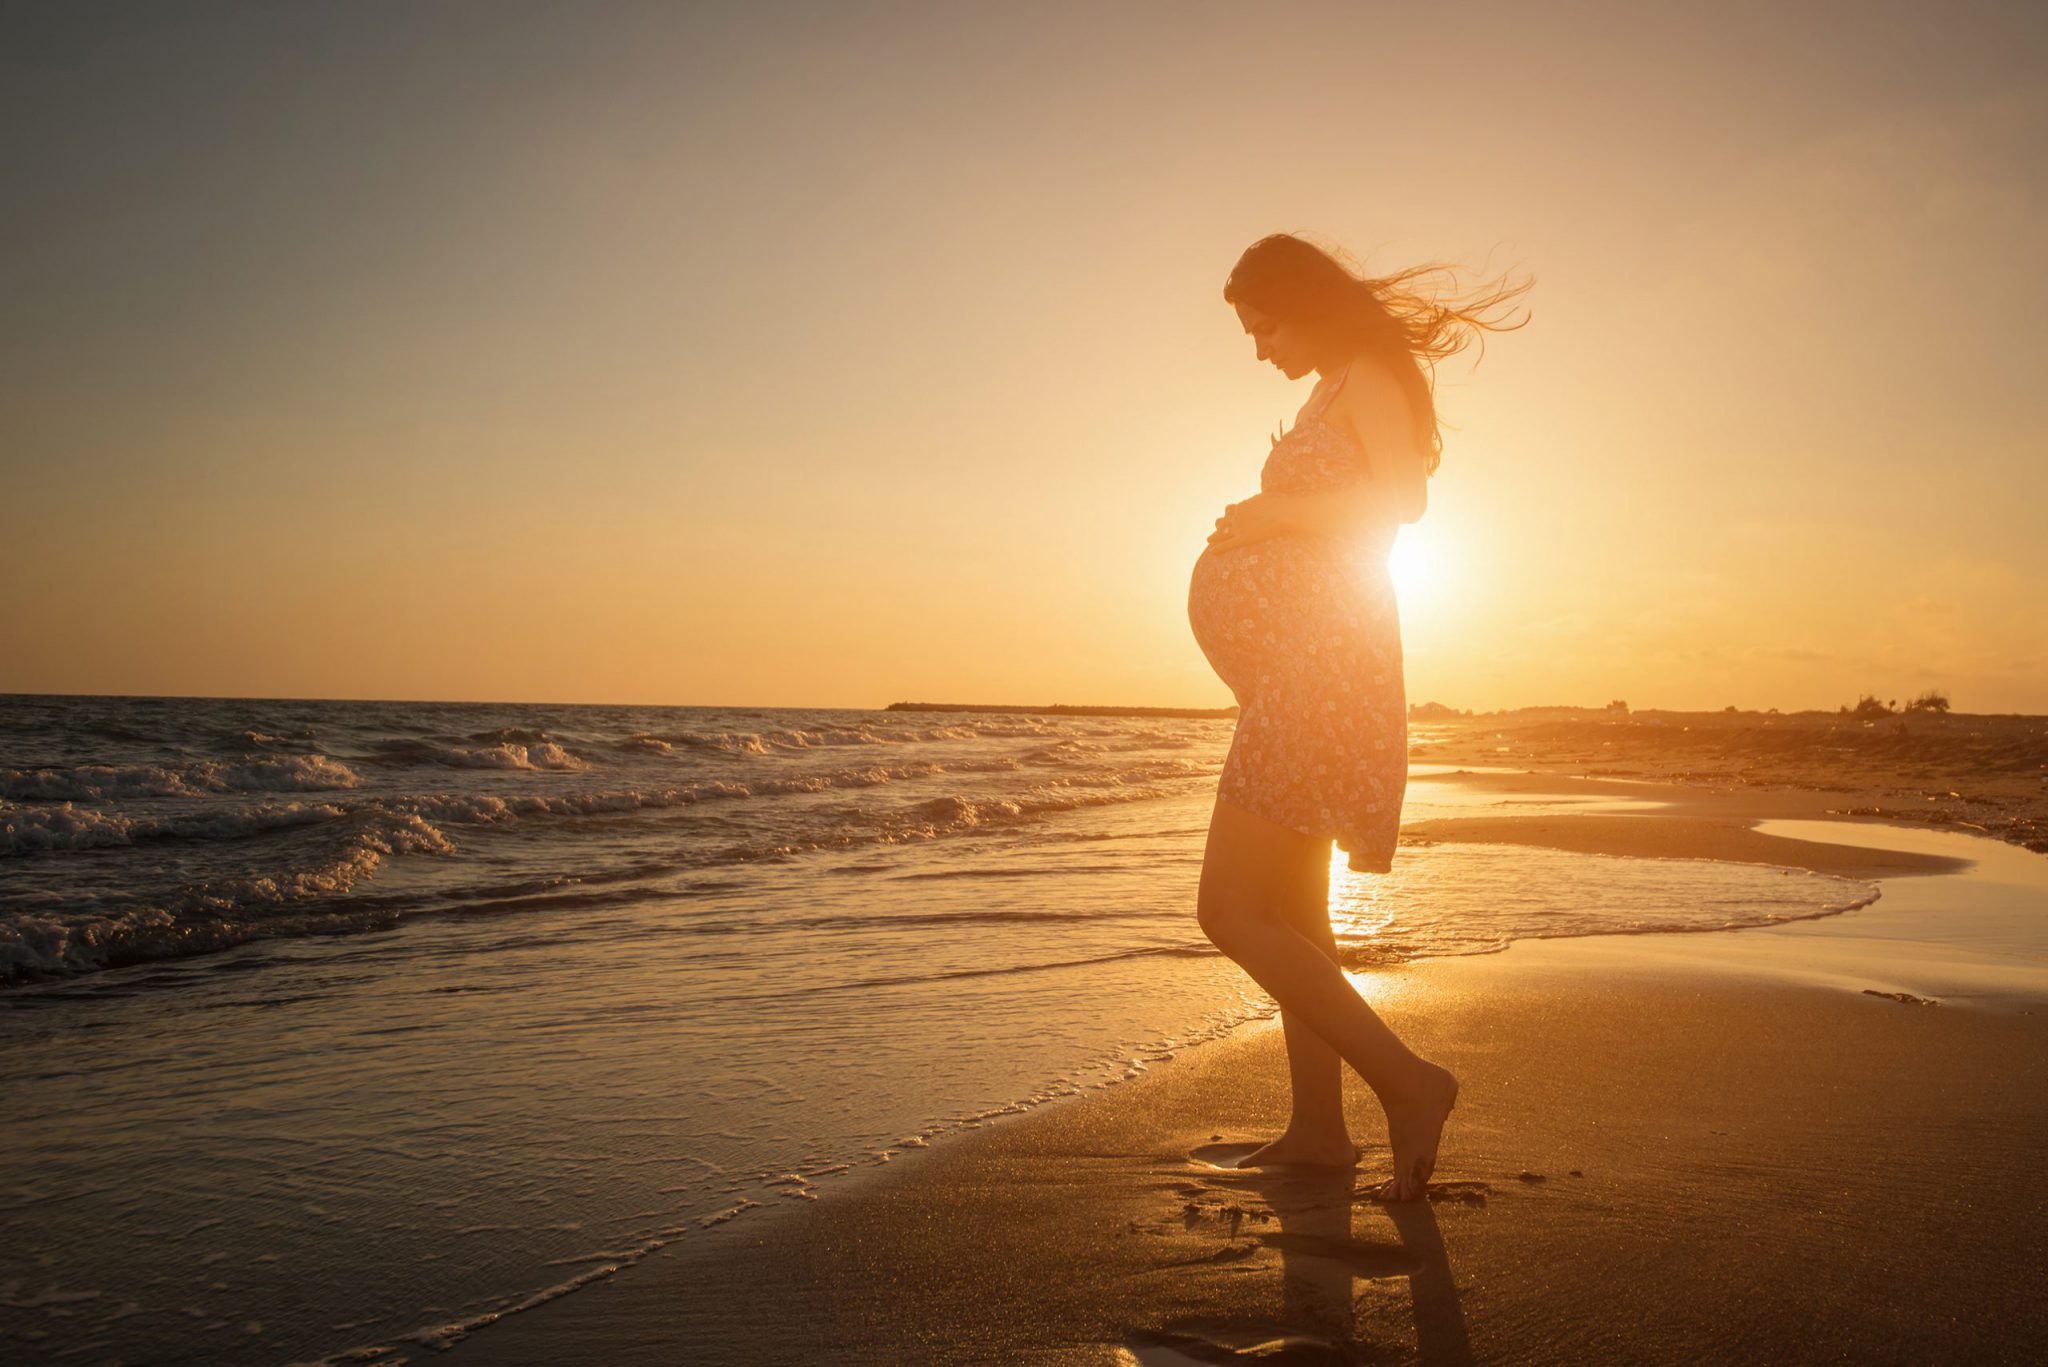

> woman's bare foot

[
  {"left": 1375, "top": 1062, "right": 1459, "bottom": 1201},
  {"left": 1237, "top": 1130, "right": 1359, "bottom": 1170}
]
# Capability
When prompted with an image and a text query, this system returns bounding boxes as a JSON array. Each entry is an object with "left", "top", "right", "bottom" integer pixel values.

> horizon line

[{"left": 0, "top": 689, "right": 2028, "bottom": 720}]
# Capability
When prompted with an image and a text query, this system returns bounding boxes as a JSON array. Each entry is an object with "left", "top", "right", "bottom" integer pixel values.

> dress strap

[{"left": 1310, "top": 361, "right": 1354, "bottom": 416}]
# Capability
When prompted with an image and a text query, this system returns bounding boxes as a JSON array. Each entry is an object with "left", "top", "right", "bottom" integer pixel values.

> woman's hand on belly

[{"left": 1207, "top": 491, "right": 1305, "bottom": 554}]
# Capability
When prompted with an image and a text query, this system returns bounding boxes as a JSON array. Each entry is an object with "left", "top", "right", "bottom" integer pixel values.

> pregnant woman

[{"left": 1188, "top": 233, "right": 1530, "bottom": 1200}]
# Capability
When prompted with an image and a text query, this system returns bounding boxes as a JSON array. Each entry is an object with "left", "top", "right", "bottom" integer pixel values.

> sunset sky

[{"left": 6, "top": 1, "right": 2044, "bottom": 714}]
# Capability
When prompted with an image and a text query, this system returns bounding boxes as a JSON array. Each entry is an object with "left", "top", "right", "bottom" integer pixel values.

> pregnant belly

[{"left": 1188, "top": 536, "right": 1392, "bottom": 698}]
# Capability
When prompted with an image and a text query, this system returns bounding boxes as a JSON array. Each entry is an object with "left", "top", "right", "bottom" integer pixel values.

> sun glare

[{"left": 1388, "top": 524, "right": 1434, "bottom": 610}]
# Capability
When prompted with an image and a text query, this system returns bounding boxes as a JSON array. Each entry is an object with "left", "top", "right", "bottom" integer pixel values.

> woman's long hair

[{"left": 1223, "top": 233, "right": 1533, "bottom": 476}]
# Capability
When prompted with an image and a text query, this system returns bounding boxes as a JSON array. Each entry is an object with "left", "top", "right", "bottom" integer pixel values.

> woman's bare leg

[
  {"left": 1197, "top": 796, "right": 1458, "bottom": 1200},
  {"left": 1239, "top": 847, "right": 1356, "bottom": 1168}
]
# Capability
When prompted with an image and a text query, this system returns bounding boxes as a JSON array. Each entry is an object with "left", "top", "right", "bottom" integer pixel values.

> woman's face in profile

[{"left": 1233, "top": 299, "right": 1316, "bottom": 380}]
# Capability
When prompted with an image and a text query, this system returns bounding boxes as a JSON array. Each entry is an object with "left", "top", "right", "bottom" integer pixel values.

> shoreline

[
  {"left": 1413, "top": 710, "right": 2048, "bottom": 857},
  {"left": 417, "top": 774, "right": 2048, "bottom": 1365},
  {"left": 885, "top": 701, "right": 1240, "bottom": 719},
  {"left": 1398, "top": 767, "right": 1978, "bottom": 879}
]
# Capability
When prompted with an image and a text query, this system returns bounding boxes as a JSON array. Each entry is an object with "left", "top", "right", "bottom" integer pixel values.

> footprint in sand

[
  {"left": 1187, "top": 1141, "right": 1358, "bottom": 1172},
  {"left": 1192, "top": 1142, "right": 1485, "bottom": 1199},
  {"left": 1124, "top": 1328, "right": 1350, "bottom": 1365},
  {"left": 1187, "top": 1141, "right": 1267, "bottom": 1170},
  {"left": 1370, "top": 1179, "right": 1491, "bottom": 1207}
]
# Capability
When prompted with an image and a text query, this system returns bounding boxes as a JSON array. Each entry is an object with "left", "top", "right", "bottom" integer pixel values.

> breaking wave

[
  {"left": 0, "top": 695, "right": 1224, "bottom": 987},
  {"left": 1, "top": 754, "right": 362, "bottom": 802}
]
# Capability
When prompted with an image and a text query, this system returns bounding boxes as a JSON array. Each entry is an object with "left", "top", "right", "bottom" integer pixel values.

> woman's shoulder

[
  {"left": 1327, "top": 354, "right": 1414, "bottom": 428},
  {"left": 1320, "top": 353, "right": 1429, "bottom": 476},
  {"left": 1332, "top": 351, "right": 1404, "bottom": 400}
]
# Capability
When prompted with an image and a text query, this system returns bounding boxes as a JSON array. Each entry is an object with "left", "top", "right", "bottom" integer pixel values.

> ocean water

[{"left": 0, "top": 696, "right": 1882, "bottom": 1365}]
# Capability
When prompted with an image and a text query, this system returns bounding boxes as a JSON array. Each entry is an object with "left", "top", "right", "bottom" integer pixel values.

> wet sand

[
  {"left": 1419, "top": 708, "right": 2048, "bottom": 854},
  {"left": 427, "top": 778, "right": 2048, "bottom": 1365},
  {"left": 1400, "top": 767, "right": 1977, "bottom": 878}
]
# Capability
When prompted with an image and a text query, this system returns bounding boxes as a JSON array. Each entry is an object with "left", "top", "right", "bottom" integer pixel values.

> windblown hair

[{"left": 1223, "top": 233, "right": 1533, "bottom": 476}]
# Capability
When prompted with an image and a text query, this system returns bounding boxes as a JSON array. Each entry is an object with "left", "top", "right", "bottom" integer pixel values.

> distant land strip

[{"left": 885, "top": 701, "right": 1239, "bottom": 719}]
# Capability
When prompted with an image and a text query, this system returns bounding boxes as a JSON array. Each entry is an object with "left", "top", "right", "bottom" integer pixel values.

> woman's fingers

[{"left": 1210, "top": 499, "right": 1252, "bottom": 549}]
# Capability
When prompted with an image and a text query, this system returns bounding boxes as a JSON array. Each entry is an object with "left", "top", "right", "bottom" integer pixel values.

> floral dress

[{"left": 1186, "top": 362, "right": 1406, "bottom": 873}]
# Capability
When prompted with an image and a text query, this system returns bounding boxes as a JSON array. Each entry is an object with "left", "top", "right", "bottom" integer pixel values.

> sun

[{"left": 1387, "top": 523, "right": 1435, "bottom": 610}]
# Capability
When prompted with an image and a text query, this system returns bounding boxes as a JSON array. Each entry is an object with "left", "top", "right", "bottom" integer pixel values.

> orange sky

[{"left": 6, "top": 2, "right": 2044, "bottom": 713}]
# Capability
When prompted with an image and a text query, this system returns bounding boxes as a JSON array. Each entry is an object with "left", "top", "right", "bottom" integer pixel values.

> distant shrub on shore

[
  {"left": 1409, "top": 701, "right": 1470, "bottom": 720},
  {"left": 1840, "top": 690, "right": 1951, "bottom": 718}
]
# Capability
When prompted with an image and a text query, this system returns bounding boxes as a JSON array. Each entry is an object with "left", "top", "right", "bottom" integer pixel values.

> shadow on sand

[{"left": 1119, "top": 1141, "right": 1480, "bottom": 1365}]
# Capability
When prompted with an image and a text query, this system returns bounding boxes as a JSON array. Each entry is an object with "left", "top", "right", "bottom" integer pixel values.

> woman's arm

[
  {"left": 1206, "top": 480, "right": 1418, "bottom": 551},
  {"left": 1205, "top": 364, "right": 1431, "bottom": 552},
  {"left": 1272, "top": 479, "right": 1419, "bottom": 540},
  {"left": 1314, "top": 358, "right": 1430, "bottom": 527}
]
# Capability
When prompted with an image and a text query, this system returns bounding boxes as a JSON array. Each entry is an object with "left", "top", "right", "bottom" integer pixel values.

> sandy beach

[
  {"left": 12, "top": 6, "right": 2046, "bottom": 1364},
  {"left": 1415, "top": 710, "right": 2048, "bottom": 856},
  {"left": 423, "top": 774, "right": 2048, "bottom": 1365}
]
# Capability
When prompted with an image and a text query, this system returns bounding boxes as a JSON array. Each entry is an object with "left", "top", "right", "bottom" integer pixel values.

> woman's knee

[
  {"left": 1196, "top": 892, "right": 1264, "bottom": 948},
  {"left": 1199, "top": 807, "right": 1327, "bottom": 947}
]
